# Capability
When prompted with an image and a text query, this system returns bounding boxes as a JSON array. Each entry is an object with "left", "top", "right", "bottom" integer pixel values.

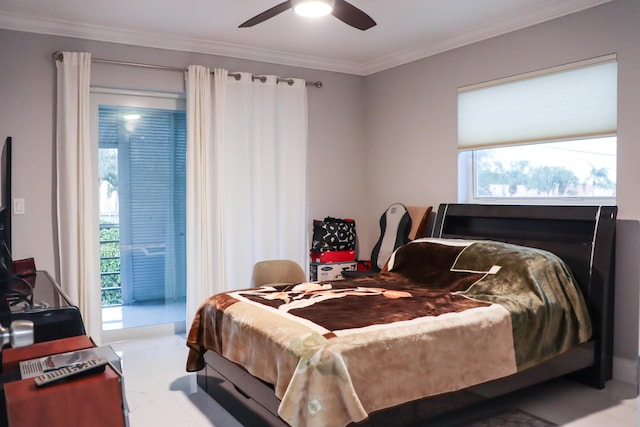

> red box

[
  {"left": 357, "top": 260, "right": 371, "bottom": 271},
  {"left": 13, "top": 257, "right": 36, "bottom": 276},
  {"left": 310, "top": 250, "right": 356, "bottom": 263}
]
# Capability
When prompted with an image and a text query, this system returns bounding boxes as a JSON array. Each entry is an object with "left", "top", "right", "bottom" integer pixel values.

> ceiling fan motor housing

[{"left": 292, "top": 0, "right": 336, "bottom": 17}]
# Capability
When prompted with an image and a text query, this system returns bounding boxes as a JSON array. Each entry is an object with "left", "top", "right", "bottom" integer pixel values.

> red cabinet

[{"left": 3, "top": 336, "right": 127, "bottom": 427}]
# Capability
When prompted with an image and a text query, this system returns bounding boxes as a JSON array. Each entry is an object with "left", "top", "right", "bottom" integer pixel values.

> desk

[
  {"left": 2, "top": 336, "right": 127, "bottom": 427},
  {"left": 1, "top": 271, "right": 85, "bottom": 343}
]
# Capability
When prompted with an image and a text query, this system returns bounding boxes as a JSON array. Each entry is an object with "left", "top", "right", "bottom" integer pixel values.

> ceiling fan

[{"left": 239, "top": 0, "right": 377, "bottom": 31}]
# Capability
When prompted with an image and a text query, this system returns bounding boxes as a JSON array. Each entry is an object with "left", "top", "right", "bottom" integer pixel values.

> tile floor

[
  {"left": 103, "top": 300, "right": 186, "bottom": 331},
  {"left": 110, "top": 334, "right": 638, "bottom": 427}
]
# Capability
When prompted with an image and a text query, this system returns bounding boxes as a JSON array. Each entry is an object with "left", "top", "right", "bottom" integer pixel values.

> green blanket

[{"left": 387, "top": 238, "right": 592, "bottom": 370}]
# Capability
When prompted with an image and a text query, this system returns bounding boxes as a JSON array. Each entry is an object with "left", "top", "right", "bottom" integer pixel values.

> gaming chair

[
  {"left": 342, "top": 203, "right": 412, "bottom": 279},
  {"left": 369, "top": 203, "right": 412, "bottom": 272}
]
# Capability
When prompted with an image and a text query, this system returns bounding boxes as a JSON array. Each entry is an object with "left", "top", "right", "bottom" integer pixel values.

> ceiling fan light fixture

[
  {"left": 292, "top": 0, "right": 335, "bottom": 18},
  {"left": 239, "top": 0, "right": 375, "bottom": 31}
]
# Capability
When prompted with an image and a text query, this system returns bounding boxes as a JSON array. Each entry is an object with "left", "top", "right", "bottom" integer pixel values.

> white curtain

[
  {"left": 185, "top": 65, "right": 228, "bottom": 323},
  {"left": 55, "top": 51, "right": 102, "bottom": 343},
  {"left": 185, "top": 69, "right": 308, "bottom": 323}
]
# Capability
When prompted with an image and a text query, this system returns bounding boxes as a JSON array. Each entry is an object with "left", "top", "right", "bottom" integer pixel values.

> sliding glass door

[{"left": 93, "top": 89, "right": 186, "bottom": 340}]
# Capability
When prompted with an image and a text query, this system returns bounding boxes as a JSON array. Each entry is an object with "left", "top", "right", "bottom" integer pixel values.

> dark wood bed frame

[{"left": 195, "top": 203, "right": 617, "bottom": 426}]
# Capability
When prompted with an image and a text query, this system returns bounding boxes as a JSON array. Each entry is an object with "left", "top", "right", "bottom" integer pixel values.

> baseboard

[{"left": 612, "top": 355, "right": 637, "bottom": 387}]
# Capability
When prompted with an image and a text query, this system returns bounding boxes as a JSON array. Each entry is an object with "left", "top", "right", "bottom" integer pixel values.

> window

[
  {"left": 463, "top": 137, "right": 616, "bottom": 200},
  {"left": 458, "top": 55, "right": 617, "bottom": 204},
  {"left": 92, "top": 89, "right": 186, "bottom": 336}
]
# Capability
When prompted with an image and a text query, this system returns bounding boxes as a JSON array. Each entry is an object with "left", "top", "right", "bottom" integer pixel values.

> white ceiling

[{"left": 0, "top": 0, "right": 612, "bottom": 75}]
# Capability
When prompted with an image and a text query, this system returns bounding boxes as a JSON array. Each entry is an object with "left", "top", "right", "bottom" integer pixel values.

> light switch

[{"left": 14, "top": 198, "right": 25, "bottom": 215}]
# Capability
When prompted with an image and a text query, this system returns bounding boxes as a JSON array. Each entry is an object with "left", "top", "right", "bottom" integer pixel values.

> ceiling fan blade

[
  {"left": 332, "top": 0, "right": 376, "bottom": 31},
  {"left": 239, "top": 1, "right": 292, "bottom": 28}
]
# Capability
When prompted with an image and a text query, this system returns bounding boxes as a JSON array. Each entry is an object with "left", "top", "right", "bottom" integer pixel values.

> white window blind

[
  {"left": 458, "top": 55, "right": 617, "bottom": 150},
  {"left": 99, "top": 106, "right": 187, "bottom": 303}
]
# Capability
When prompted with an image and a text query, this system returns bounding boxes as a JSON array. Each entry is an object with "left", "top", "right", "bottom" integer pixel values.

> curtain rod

[{"left": 52, "top": 51, "right": 323, "bottom": 88}]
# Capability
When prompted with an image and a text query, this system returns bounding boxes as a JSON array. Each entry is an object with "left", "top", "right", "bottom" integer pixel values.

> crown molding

[
  {"left": 361, "top": 0, "right": 613, "bottom": 75},
  {"left": 0, "top": 0, "right": 613, "bottom": 77},
  {"left": 0, "top": 11, "right": 364, "bottom": 75}
]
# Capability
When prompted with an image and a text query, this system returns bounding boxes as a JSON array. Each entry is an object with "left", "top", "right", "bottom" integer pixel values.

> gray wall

[
  {"left": 0, "top": 0, "right": 638, "bottom": 381},
  {"left": 364, "top": 0, "right": 640, "bottom": 380}
]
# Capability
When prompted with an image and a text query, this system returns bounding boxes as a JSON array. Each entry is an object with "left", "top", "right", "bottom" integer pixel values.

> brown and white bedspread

[{"left": 186, "top": 238, "right": 592, "bottom": 427}]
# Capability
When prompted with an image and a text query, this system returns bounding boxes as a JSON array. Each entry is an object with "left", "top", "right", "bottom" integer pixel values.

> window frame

[
  {"left": 457, "top": 55, "right": 617, "bottom": 206},
  {"left": 459, "top": 138, "right": 617, "bottom": 206}
]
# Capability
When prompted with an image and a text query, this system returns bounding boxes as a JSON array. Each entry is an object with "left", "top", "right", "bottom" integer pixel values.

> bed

[{"left": 186, "top": 203, "right": 617, "bottom": 427}]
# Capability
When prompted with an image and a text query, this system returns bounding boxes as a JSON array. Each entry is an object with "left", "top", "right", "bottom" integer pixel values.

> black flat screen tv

[{"left": 0, "top": 136, "right": 13, "bottom": 294}]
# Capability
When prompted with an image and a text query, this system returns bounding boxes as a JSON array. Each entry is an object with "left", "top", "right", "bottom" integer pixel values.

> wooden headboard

[{"left": 430, "top": 203, "right": 617, "bottom": 388}]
